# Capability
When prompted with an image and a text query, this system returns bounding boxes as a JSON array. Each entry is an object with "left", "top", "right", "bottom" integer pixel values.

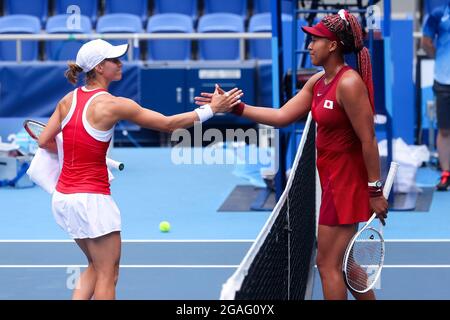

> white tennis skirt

[{"left": 52, "top": 191, "right": 121, "bottom": 239}]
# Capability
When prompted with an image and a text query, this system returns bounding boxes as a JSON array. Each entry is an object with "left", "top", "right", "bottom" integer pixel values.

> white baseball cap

[{"left": 76, "top": 39, "right": 129, "bottom": 72}]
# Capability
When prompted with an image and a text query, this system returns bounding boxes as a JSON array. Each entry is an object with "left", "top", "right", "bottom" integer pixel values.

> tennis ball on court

[{"left": 159, "top": 221, "right": 171, "bottom": 233}]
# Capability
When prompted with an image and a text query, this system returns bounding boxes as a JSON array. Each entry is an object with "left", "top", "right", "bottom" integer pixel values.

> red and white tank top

[{"left": 56, "top": 86, "right": 113, "bottom": 195}]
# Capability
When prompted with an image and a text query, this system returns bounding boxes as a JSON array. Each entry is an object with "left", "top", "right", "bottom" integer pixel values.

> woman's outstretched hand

[
  {"left": 194, "top": 92, "right": 213, "bottom": 106},
  {"left": 195, "top": 84, "right": 243, "bottom": 112},
  {"left": 194, "top": 83, "right": 223, "bottom": 106}
]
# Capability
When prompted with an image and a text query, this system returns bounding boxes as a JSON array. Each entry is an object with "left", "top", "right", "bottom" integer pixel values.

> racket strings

[
  {"left": 28, "top": 123, "right": 44, "bottom": 137},
  {"left": 345, "top": 229, "right": 383, "bottom": 291},
  {"left": 25, "top": 121, "right": 45, "bottom": 139}
]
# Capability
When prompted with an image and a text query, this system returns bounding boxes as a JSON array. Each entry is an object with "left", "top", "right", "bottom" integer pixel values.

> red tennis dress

[{"left": 311, "top": 66, "right": 371, "bottom": 225}]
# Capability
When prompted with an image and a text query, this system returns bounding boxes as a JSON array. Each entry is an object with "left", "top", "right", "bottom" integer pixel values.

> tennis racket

[
  {"left": 23, "top": 119, "right": 124, "bottom": 171},
  {"left": 342, "top": 161, "right": 399, "bottom": 293}
]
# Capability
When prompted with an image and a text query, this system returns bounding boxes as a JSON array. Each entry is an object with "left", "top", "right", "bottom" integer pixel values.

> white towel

[
  {"left": 26, "top": 147, "right": 60, "bottom": 194},
  {"left": 27, "top": 133, "right": 114, "bottom": 194}
]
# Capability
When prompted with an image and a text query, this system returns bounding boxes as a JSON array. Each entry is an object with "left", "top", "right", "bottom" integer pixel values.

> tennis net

[{"left": 220, "top": 113, "right": 317, "bottom": 300}]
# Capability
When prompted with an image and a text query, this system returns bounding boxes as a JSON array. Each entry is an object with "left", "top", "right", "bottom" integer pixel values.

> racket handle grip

[
  {"left": 383, "top": 162, "right": 399, "bottom": 198},
  {"left": 106, "top": 158, "right": 124, "bottom": 171}
]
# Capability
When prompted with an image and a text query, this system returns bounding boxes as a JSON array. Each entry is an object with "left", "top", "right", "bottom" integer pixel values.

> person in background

[{"left": 422, "top": 0, "right": 450, "bottom": 191}]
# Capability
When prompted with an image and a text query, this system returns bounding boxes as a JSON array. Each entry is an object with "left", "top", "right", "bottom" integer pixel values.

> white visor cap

[{"left": 75, "top": 39, "right": 129, "bottom": 72}]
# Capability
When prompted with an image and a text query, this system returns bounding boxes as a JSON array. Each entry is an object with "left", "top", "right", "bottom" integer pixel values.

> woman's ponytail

[
  {"left": 64, "top": 62, "right": 83, "bottom": 85},
  {"left": 347, "top": 13, "right": 375, "bottom": 112}
]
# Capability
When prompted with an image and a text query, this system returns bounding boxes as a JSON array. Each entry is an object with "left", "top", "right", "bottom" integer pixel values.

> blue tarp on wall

[{"left": 0, "top": 62, "right": 140, "bottom": 117}]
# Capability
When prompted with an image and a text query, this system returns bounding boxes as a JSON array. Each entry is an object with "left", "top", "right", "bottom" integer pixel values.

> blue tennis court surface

[{"left": 0, "top": 148, "right": 449, "bottom": 299}]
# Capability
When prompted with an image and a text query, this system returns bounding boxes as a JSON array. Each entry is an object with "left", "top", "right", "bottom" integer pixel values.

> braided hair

[{"left": 322, "top": 10, "right": 375, "bottom": 112}]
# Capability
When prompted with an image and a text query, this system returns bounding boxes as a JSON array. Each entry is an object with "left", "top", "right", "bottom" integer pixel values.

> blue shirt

[{"left": 423, "top": 2, "right": 450, "bottom": 84}]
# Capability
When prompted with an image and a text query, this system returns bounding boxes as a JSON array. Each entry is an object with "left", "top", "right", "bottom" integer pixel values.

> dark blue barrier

[
  {"left": 0, "top": 62, "right": 140, "bottom": 117},
  {"left": 140, "top": 61, "right": 257, "bottom": 125}
]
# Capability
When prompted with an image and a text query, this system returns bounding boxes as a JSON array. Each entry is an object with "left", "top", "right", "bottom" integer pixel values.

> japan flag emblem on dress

[{"left": 324, "top": 100, "right": 334, "bottom": 110}]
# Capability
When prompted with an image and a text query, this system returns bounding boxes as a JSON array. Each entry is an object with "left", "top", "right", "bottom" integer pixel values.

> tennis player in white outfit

[{"left": 38, "top": 39, "right": 243, "bottom": 300}]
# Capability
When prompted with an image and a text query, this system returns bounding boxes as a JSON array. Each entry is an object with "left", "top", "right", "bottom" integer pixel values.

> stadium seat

[
  {"left": 147, "top": 14, "right": 193, "bottom": 61},
  {"left": 0, "top": 15, "right": 41, "bottom": 61},
  {"left": 104, "top": 0, "right": 148, "bottom": 24},
  {"left": 55, "top": 0, "right": 98, "bottom": 25},
  {"left": 198, "top": 13, "right": 244, "bottom": 60},
  {"left": 249, "top": 13, "right": 297, "bottom": 60},
  {"left": 203, "top": 0, "right": 247, "bottom": 17},
  {"left": 5, "top": 0, "right": 48, "bottom": 26},
  {"left": 153, "top": 0, "right": 197, "bottom": 19},
  {"left": 248, "top": 13, "right": 271, "bottom": 59},
  {"left": 45, "top": 14, "right": 92, "bottom": 61},
  {"left": 96, "top": 14, "right": 143, "bottom": 60},
  {"left": 253, "top": 0, "right": 293, "bottom": 14}
]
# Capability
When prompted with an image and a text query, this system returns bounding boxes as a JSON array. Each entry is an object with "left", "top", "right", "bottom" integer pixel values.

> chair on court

[
  {"left": 147, "top": 14, "right": 193, "bottom": 61},
  {"left": 153, "top": 0, "right": 198, "bottom": 20},
  {"left": 55, "top": 0, "right": 99, "bottom": 26},
  {"left": 45, "top": 14, "right": 92, "bottom": 61},
  {"left": 197, "top": 13, "right": 244, "bottom": 60},
  {"left": 0, "top": 15, "right": 41, "bottom": 61},
  {"left": 96, "top": 13, "right": 143, "bottom": 61},
  {"left": 4, "top": 0, "right": 48, "bottom": 26},
  {"left": 104, "top": 0, "right": 148, "bottom": 25},
  {"left": 252, "top": 0, "right": 293, "bottom": 14},
  {"left": 203, "top": 0, "right": 247, "bottom": 18}
]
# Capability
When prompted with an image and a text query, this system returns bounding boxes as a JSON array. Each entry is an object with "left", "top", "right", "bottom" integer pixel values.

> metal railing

[{"left": 0, "top": 32, "right": 272, "bottom": 63}]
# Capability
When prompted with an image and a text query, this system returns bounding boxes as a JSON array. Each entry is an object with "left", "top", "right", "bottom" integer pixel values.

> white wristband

[{"left": 194, "top": 104, "right": 214, "bottom": 123}]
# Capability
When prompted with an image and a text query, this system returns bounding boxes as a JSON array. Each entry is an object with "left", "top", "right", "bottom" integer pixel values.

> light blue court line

[
  {"left": 314, "top": 264, "right": 450, "bottom": 268},
  {"left": 381, "top": 265, "right": 450, "bottom": 268},
  {"left": 0, "top": 240, "right": 255, "bottom": 242},
  {"left": 2, "top": 239, "right": 449, "bottom": 265},
  {"left": 0, "top": 240, "right": 253, "bottom": 265},
  {"left": 0, "top": 265, "right": 240, "bottom": 268},
  {"left": 4, "top": 264, "right": 450, "bottom": 268}
]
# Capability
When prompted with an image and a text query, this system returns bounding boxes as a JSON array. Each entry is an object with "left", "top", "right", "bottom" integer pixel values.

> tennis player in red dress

[{"left": 195, "top": 10, "right": 388, "bottom": 300}]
